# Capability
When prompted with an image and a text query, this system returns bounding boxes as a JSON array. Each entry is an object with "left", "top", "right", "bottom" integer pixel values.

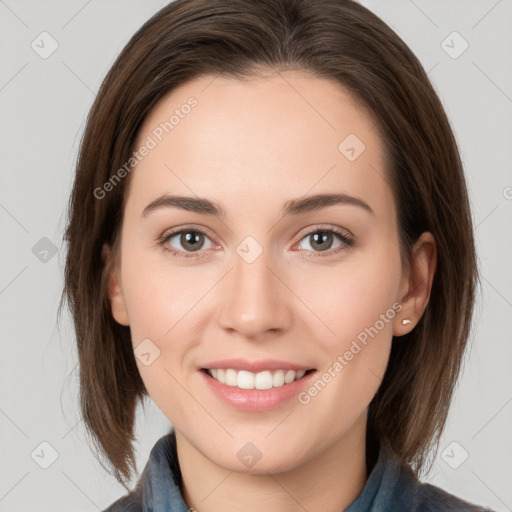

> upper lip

[{"left": 200, "top": 358, "right": 316, "bottom": 373}]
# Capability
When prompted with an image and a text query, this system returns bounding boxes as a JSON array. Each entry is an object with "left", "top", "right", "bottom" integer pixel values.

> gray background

[{"left": 1, "top": 0, "right": 511, "bottom": 510}]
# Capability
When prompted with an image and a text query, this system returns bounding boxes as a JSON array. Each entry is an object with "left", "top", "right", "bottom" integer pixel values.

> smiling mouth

[{"left": 201, "top": 368, "right": 316, "bottom": 390}]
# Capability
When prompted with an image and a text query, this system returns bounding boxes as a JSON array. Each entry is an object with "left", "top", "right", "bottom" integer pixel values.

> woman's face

[{"left": 107, "top": 70, "right": 413, "bottom": 473}]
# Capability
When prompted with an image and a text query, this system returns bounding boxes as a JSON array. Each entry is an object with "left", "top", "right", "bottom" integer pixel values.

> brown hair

[{"left": 59, "top": 0, "right": 479, "bottom": 488}]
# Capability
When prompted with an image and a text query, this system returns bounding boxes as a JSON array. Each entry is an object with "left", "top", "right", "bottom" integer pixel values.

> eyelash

[{"left": 157, "top": 225, "right": 355, "bottom": 259}]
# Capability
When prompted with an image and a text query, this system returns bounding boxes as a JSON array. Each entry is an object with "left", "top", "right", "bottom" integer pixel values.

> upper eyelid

[
  {"left": 162, "top": 223, "right": 352, "bottom": 237},
  {"left": 295, "top": 224, "right": 353, "bottom": 239},
  {"left": 162, "top": 225, "right": 217, "bottom": 243}
]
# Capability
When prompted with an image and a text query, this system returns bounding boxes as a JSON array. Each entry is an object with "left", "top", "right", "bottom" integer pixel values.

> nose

[{"left": 217, "top": 246, "right": 293, "bottom": 339}]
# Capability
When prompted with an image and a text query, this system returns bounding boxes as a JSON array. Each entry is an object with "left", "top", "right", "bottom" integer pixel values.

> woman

[{"left": 59, "top": 0, "right": 494, "bottom": 510}]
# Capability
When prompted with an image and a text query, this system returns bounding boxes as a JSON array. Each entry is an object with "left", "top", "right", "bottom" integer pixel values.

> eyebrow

[{"left": 141, "top": 192, "right": 374, "bottom": 218}]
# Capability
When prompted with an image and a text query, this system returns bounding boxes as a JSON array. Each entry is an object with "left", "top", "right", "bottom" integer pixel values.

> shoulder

[
  {"left": 393, "top": 460, "right": 495, "bottom": 511},
  {"left": 102, "top": 483, "right": 142, "bottom": 512},
  {"left": 101, "top": 431, "right": 177, "bottom": 512},
  {"left": 415, "top": 481, "right": 494, "bottom": 512}
]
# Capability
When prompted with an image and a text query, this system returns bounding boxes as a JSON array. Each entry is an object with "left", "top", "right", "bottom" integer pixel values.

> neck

[{"left": 175, "top": 414, "right": 369, "bottom": 512}]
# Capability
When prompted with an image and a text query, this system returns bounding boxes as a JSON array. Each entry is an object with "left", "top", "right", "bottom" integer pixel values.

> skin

[{"left": 104, "top": 70, "right": 436, "bottom": 512}]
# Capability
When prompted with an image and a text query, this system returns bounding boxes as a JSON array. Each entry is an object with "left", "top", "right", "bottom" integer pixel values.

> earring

[{"left": 401, "top": 318, "right": 412, "bottom": 325}]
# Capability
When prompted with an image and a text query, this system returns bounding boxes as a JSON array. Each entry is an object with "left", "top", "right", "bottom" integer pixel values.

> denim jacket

[{"left": 103, "top": 429, "right": 494, "bottom": 512}]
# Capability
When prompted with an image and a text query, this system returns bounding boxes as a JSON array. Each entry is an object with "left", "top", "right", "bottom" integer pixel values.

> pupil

[
  {"left": 182, "top": 232, "right": 204, "bottom": 251},
  {"left": 312, "top": 231, "right": 332, "bottom": 251}
]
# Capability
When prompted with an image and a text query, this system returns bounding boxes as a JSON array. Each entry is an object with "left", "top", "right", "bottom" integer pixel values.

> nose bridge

[{"left": 217, "top": 238, "right": 291, "bottom": 337}]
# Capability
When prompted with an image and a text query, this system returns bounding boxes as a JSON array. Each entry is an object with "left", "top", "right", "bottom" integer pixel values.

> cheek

[
  {"left": 120, "top": 254, "right": 207, "bottom": 417},
  {"left": 120, "top": 236, "right": 202, "bottom": 338},
  {"left": 293, "top": 244, "right": 402, "bottom": 350},
  {"left": 120, "top": 252, "right": 220, "bottom": 379},
  {"left": 293, "top": 248, "right": 401, "bottom": 425}
]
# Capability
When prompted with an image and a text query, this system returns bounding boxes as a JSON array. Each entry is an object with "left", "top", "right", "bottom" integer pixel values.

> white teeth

[
  {"left": 284, "top": 370, "right": 295, "bottom": 384},
  {"left": 272, "top": 370, "right": 285, "bottom": 387},
  {"left": 254, "top": 370, "right": 273, "bottom": 390},
  {"left": 225, "top": 369, "right": 238, "bottom": 386},
  {"left": 238, "top": 370, "right": 255, "bottom": 389},
  {"left": 206, "top": 368, "right": 310, "bottom": 390}
]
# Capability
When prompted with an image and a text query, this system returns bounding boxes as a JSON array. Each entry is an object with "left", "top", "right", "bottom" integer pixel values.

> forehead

[{"left": 126, "top": 71, "right": 393, "bottom": 222}]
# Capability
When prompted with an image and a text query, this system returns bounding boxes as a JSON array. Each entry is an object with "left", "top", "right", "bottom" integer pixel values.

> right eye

[{"left": 158, "top": 227, "right": 216, "bottom": 258}]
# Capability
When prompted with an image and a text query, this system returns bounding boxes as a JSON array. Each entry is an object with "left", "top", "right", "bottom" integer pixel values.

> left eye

[{"left": 297, "top": 229, "right": 352, "bottom": 254}]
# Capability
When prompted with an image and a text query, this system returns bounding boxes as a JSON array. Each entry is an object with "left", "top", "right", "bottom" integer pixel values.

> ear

[
  {"left": 393, "top": 231, "right": 437, "bottom": 336},
  {"left": 102, "top": 242, "right": 130, "bottom": 326}
]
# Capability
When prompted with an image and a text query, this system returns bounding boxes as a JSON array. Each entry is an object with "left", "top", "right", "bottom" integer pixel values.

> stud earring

[{"left": 401, "top": 318, "right": 412, "bottom": 325}]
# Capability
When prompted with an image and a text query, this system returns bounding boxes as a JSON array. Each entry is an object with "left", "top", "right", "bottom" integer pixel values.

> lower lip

[{"left": 199, "top": 369, "right": 317, "bottom": 411}]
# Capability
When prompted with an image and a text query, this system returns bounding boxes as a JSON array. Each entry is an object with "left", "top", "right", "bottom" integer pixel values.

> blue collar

[
  {"left": 140, "top": 429, "right": 189, "bottom": 512},
  {"left": 138, "top": 428, "right": 400, "bottom": 512}
]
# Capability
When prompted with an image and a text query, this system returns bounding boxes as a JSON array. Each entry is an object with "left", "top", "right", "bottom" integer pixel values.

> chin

[{"left": 202, "top": 437, "right": 308, "bottom": 475}]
